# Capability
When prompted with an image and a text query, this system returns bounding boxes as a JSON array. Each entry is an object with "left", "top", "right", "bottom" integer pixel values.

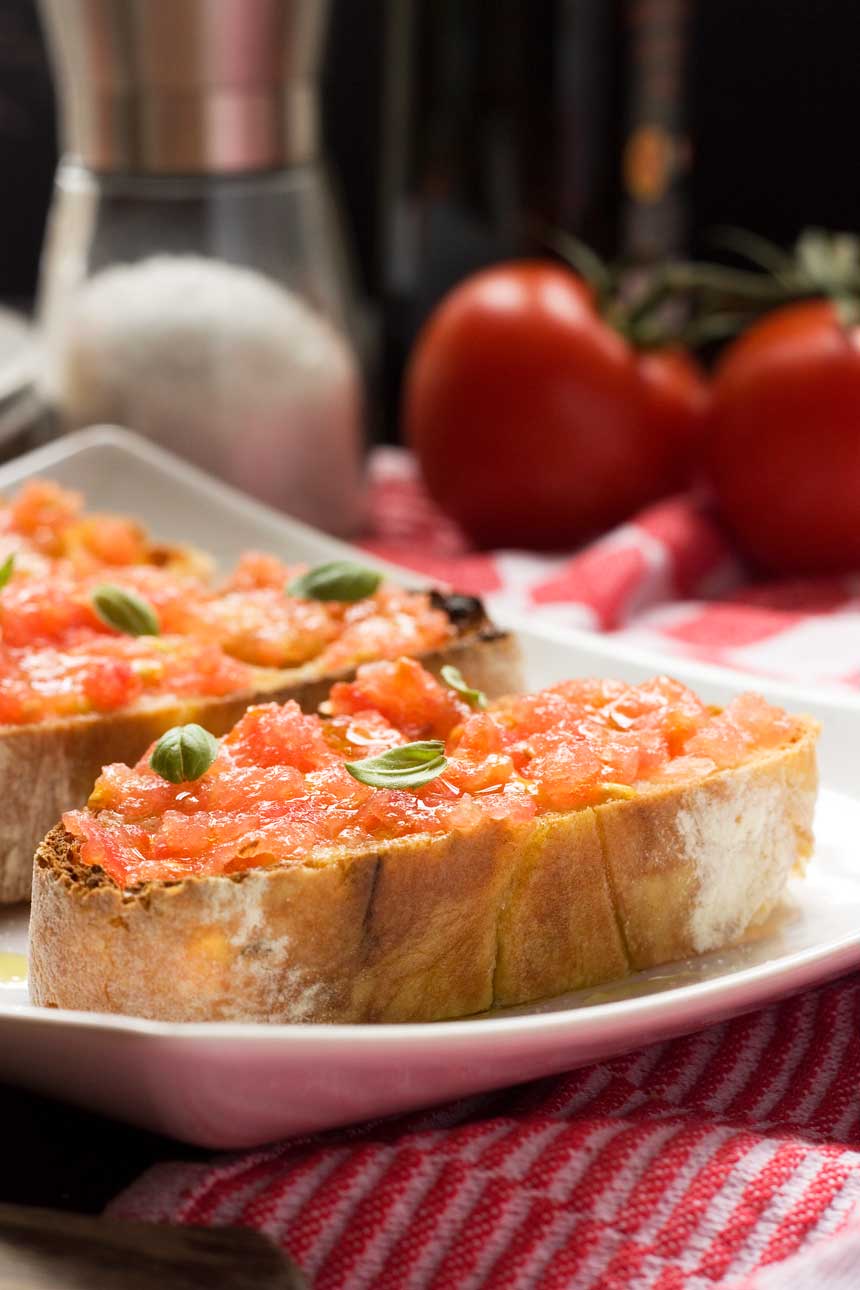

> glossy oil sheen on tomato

[
  {"left": 0, "top": 481, "right": 451, "bottom": 723},
  {"left": 64, "top": 658, "right": 801, "bottom": 888}
]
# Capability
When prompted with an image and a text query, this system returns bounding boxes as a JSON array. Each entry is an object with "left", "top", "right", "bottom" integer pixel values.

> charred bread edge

[
  {"left": 0, "top": 593, "right": 520, "bottom": 904},
  {"left": 29, "top": 719, "right": 818, "bottom": 1023}
]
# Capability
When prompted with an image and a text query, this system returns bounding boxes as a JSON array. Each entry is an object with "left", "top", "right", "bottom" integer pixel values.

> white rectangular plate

[{"left": 0, "top": 426, "right": 857, "bottom": 1149}]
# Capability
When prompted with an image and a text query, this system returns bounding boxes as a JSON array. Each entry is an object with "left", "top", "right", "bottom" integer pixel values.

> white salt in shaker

[{"left": 36, "top": 0, "right": 366, "bottom": 536}]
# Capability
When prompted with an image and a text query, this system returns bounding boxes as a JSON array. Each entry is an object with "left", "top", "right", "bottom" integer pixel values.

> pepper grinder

[{"left": 37, "top": 0, "right": 366, "bottom": 536}]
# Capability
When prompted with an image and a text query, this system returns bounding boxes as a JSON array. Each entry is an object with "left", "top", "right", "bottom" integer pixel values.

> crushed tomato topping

[
  {"left": 0, "top": 481, "right": 452, "bottom": 722},
  {"left": 63, "top": 657, "right": 801, "bottom": 888}
]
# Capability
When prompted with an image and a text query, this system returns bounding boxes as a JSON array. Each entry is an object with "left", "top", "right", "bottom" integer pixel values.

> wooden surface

[
  {"left": 0, "top": 1085, "right": 310, "bottom": 1286},
  {"left": 0, "top": 1204, "right": 306, "bottom": 1288}
]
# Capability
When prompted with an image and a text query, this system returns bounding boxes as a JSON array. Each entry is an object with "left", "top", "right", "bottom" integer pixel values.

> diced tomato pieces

[
  {"left": 0, "top": 683, "right": 34, "bottom": 726},
  {"left": 592, "top": 730, "right": 641, "bottom": 783},
  {"left": 222, "top": 551, "right": 292, "bottom": 591},
  {"left": 0, "top": 483, "right": 456, "bottom": 725},
  {"left": 524, "top": 733, "right": 603, "bottom": 812},
  {"left": 683, "top": 718, "right": 750, "bottom": 768},
  {"left": 202, "top": 763, "right": 307, "bottom": 812},
  {"left": 631, "top": 729, "right": 671, "bottom": 777},
  {"left": 354, "top": 788, "right": 452, "bottom": 838},
  {"left": 648, "top": 755, "right": 718, "bottom": 785},
  {"left": 66, "top": 516, "right": 149, "bottom": 567},
  {"left": 481, "top": 783, "right": 538, "bottom": 825},
  {"left": 81, "top": 658, "right": 142, "bottom": 712},
  {"left": 9, "top": 480, "right": 81, "bottom": 549},
  {"left": 329, "top": 657, "right": 467, "bottom": 740},
  {"left": 605, "top": 676, "right": 710, "bottom": 755},
  {"left": 0, "top": 576, "right": 95, "bottom": 647},
  {"left": 684, "top": 693, "right": 795, "bottom": 768},
  {"left": 182, "top": 589, "right": 339, "bottom": 668},
  {"left": 721, "top": 693, "right": 797, "bottom": 747},
  {"left": 318, "top": 587, "right": 452, "bottom": 673},
  {"left": 445, "top": 751, "right": 515, "bottom": 794},
  {"left": 65, "top": 658, "right": 803, "bottom": 889},
  {"left": 61, "top": 809, "right": 141, "bottom": 886},
  {"left": 548, "top": 677, "right": 629, "bottom": 710},
  {"left": 493, "top": 690, "right": 575, "bottom": 739},
  {"left": 226, "top": 701, "right": 335, "bottom": 772},
  {"left": 322, "top": 710, "right": 403, "bottom": 759},
  {"left": 448, "top": 712, "right": 505, "bottom": 758},
  {"left": 151, "top": 811, "right": 214, "bottom": 859},
  {"left": 88, "top": 762, "right": 180, "bottom": 818}
]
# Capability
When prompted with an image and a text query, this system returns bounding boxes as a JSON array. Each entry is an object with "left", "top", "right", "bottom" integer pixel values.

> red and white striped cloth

[
  {"left": 110, "top": 450, "right": 860, "bottom": 1288},
  {"left": 361, "top": 449, "right": 860, "bottom": 695}
]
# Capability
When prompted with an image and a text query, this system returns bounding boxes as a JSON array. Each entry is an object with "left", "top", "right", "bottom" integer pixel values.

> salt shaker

[{"left": 37, "top": 0, "right": 366, "bottom": 536}]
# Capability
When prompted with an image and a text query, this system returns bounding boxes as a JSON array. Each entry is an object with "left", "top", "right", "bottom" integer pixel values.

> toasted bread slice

[
  {"left": 29, "top": 719, "right": 817, "bottom": 1023},
  {"left": 1, "top": 594, "right": 517, "bottom": 904}
]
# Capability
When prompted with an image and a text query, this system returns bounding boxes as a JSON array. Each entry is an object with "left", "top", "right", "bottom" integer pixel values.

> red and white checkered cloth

[{"left": 109, "top": 450, "right": 860, "bottom": 1288}]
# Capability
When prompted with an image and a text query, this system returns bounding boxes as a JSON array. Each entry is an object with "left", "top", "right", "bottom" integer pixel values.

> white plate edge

[
  {"left": 6, "top": 424, "right": 860, "bottom": 717},
  {"left": 0, "top": 425, "right": 857, "bottom": 1044},
  {"left": 5, "top": 905, "right": 860, "bottom": 1046}
]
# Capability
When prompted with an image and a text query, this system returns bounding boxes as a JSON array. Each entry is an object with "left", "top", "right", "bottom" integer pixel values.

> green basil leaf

[
  {"left": 150, "top": 723, "right": 220, "bottom": 784},
  {"left": 0, "top": 553, "right": 15, "bottom": 591},
  {"left": 91, "top": 584, "right": 160, "bottom": 637},
  {"left": 440, "top": 663, "right": 487, "bottom": 710},
  {"left": 345, "top": 739, "right": 447, "bottom": 789},
  {"left": 287, "top": 561, "right": 383, "bottom": 603}
]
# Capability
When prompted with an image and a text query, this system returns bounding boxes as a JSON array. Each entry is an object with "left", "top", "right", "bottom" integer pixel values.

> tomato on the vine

[
  {"left": 706, "top": 299, "right": 860, "bottom": 575},
  {"left": 403, "top": 261, "right": 708, "bottom": 551}
]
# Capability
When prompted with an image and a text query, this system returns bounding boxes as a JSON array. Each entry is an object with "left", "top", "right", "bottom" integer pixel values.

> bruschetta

[
  {"left": 29, "top": 659, "right": 818, "bottom": 1022},
  {"left": 0, "top": 480, "right": 519, "bottom": 902}
]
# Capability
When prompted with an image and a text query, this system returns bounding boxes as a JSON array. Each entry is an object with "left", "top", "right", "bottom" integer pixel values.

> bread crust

[
  {"left": 0, "top": 597, "right": 520, "bottom": 904},
  {"left": 28, "top": 721, "right": 818, "bottom": 1023}
]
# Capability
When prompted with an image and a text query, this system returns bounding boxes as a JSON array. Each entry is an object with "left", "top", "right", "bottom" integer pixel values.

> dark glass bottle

[
  {"left": 0, "top": 0, "right": 56, "bottom": 300},
  {"left": 619, "top": 0, "right": 692, "bottom": 264},
  {"left": 375, "top": 0, "right": 691, "bottom": 435}
]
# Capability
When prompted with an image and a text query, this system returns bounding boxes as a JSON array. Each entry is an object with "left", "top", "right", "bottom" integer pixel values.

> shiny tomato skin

[
  {"left": 638, "top": 347, "right": 709, "bottom": 489},
  {"left": 706, "top": 300, "right": 860, "bottom": 575},
  {"left": 403, "top": 262, "right": 708, "bottom": 550}
]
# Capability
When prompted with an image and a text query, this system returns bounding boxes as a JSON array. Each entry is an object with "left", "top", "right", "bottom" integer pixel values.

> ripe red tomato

[
  {"left": 706, "top": 300, "right": 860, "bottom": 575},
  {"left": 403, "top": 261, "right": 708, "bottom": 550}
]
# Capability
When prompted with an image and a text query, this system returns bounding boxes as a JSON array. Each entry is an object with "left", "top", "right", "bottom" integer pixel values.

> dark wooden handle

[{"left": 0, "top": 1204, "right": 307, "bottom": 1289}]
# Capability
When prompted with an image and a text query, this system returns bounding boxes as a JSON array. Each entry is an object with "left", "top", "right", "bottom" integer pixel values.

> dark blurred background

[{"left": 5, "top": 0, "right": 859, "bottom": 430}]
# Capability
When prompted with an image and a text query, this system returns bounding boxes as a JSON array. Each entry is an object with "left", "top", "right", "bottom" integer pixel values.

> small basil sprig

[
  {"left": 91, "top": 584, "right": 160, "bottom": 636},
  {"left": 150, "top": 723, "right": 219, "bottom": 784},
  {"left": 287, "top": 560, "right": 382, "bottom": 603},
  {"left": 346, "top": 740, "right": 447, "bottom": 789},
  {"left": 0, "top": 553, "right": 14, "bottom": 591},
  {"left": 441, "top": 664, "right": 486, "bottom": 710}
]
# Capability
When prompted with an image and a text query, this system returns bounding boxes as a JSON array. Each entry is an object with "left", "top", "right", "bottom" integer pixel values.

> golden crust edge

[{"left": 28, "top": 720, "right": 819, "bottom": 1024}]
